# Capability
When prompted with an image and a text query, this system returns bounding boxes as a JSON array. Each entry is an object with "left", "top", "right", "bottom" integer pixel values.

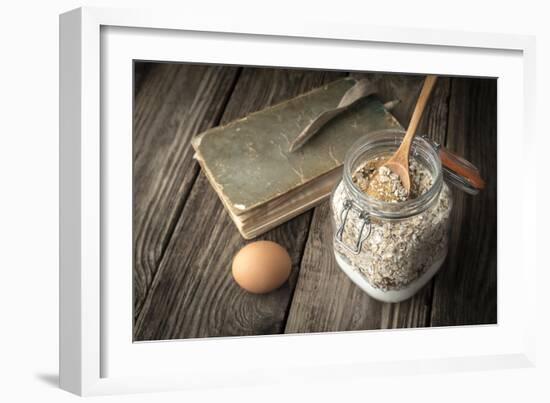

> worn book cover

[{"left": 192, "top": 77, "right": 402, "bottom": 238}]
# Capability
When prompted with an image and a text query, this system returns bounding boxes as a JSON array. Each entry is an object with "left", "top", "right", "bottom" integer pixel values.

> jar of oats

[{"left": 331, "top": 129, "right": 461, "bottom": 303}]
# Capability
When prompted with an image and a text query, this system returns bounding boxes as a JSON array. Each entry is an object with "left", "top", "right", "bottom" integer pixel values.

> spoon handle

[{"left": 398, "top": 75, "right": 439, "bottom": 158}]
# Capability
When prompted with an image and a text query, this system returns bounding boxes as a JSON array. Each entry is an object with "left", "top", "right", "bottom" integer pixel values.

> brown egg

[{"left": 232, "top": 241, "right": 292, "bottom": 294}]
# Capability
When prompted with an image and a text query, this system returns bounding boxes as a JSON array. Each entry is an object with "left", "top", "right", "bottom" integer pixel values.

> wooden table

[{"left": 133, "top": 63, "right": 497, "bottom": 341}]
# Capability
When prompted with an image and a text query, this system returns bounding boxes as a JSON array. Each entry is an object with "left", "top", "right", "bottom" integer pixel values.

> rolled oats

[{"left": 332, "top": 155, "right": 452, "bottom": 292}]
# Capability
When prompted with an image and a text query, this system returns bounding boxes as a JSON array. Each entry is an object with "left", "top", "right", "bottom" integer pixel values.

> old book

[{"left": 191, "top": 77, "right": 402, "bottom": 239}]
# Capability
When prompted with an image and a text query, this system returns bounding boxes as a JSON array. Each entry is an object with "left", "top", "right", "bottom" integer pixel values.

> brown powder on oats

[
  {"left": 352, "top": 156, "right": 432, "bottom": 202},
  {"left": 333, "top": 155, "right": 451, "bottom": 291}
]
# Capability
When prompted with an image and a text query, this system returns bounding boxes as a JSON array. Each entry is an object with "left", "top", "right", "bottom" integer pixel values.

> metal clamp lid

[{"left": 334, "top": 199, "right": 372, "bottom": 255}]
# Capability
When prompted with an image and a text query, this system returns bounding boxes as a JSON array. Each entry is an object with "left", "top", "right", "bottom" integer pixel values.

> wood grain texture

[
  {"left": 133, "top": 66, "right": 496, "bottom": 339},
  {"left": 430, "top": 78, "right": 497, "bottom": 326},
  {"left": 134, "top": 61, "right": 153, "bottom": 97},
  {"left": 134, "top": 68, "right": 346, "bottom": 340},
  {"left": 133, "top": 63, "right": 241, "bottom": 317},
  {"left": 350, "top": 73, "right": 423, "bottom": 128},
  {"left": 350, "top": 72, "right": 451, "bottom": 141},
  {"left": 284, "top": 201, "right": 435, "bottom": 333},
  {"left": 285, "top": 76, "right": 452, "bottom": 333}
]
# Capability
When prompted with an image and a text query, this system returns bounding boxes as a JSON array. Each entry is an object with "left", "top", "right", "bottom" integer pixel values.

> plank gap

[
  {"left": 280, "top": 210, "right": 314, "bottom": 332},
  {"left": 133, "top": 65, "right": 243, "bottom": 322},
  {"left": 134, "top": 68, "right": 346, "bottom": 340},
  {"left": 146, "top": 67, "right": 244, "bottom": 270}
]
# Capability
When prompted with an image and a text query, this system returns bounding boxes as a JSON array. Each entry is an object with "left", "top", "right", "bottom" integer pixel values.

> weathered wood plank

[
  {"left": 133, "top": 61, "right": 153, "bottom": 97},
  {"left": 133, "top": 64, "right": 241, "bottom": 317},
  {"left": 430, "top": 78, "right": 497, "bottom": 326},
  {"left": 284, "top": 201, "right": 387, "bottom": 332},
  {"left": 285, "top": 75, "right": 451, "bottom": 333},
  {"left": 349, "top": 73, "right": 421, "bottom": 128},
  {"left": 134, "top": 68, "right": 346, "bottom": 340}
]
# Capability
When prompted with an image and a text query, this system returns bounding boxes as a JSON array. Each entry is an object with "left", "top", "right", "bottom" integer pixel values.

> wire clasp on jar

[{"left": 334, "top": 199, "right": 372, "bottom": 255}]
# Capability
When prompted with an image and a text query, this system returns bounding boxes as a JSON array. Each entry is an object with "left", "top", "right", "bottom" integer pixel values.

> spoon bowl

[{"left": 381, "top": 75, "right": 438, "bottom": 193}]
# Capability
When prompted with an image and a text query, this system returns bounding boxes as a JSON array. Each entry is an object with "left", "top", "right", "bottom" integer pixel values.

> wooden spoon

[{"left": 382, "top": 75, "right": 438, "bottom": 192}]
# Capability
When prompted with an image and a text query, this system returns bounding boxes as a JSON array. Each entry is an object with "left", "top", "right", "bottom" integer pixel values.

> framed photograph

[{"left": 59, "top": 6, "right": 536, "bottom": 396}]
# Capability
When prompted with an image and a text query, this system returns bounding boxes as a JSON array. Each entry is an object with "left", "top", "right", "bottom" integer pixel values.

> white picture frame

[{"left": 59, "top": 6, "right": 537, "bottom": 396}]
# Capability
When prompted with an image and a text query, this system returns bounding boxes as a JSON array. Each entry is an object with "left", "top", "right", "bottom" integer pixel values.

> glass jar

[{"left": 330, "top": 129, "right": 461, "bottom": 303}]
